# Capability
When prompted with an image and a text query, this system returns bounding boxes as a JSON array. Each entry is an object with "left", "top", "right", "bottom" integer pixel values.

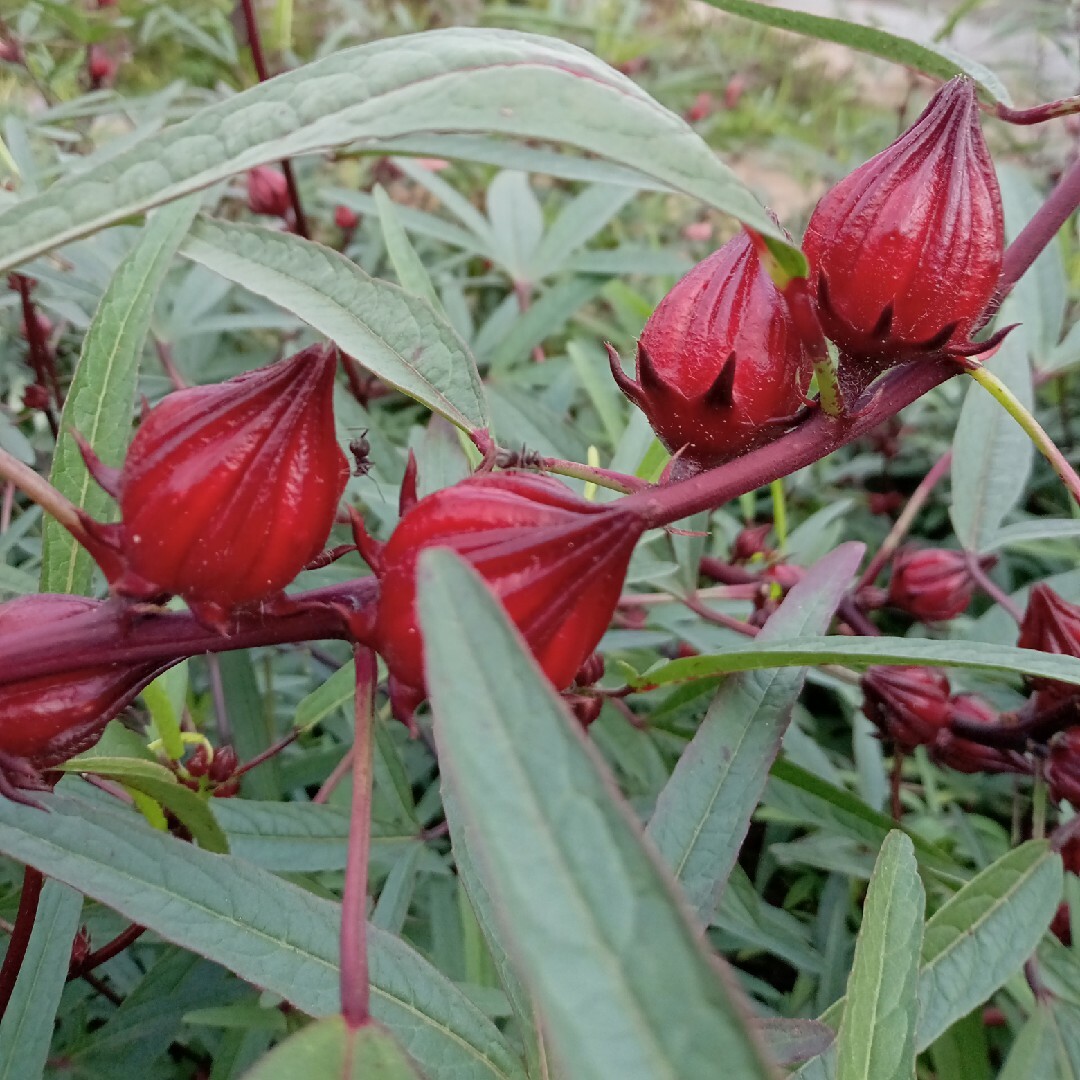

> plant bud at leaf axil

[
  {"left": 0, "top": 595, "right": 165, "bottom": 802},
  {"left": 888, "top": 547, "right": 977, "bottom": 623},
  {"left": 357, "top": 472, "right": 645, "bottom": 725},
  {"left": 803, "top": 77, "right": 1003, "bottom": 366},
  {"left": 246, "top": 166, "right": 291, "bottom": 217},
  {"left": 1017, "top": 584, "right": 1080, "bottom": 709},
  {"left": 79, "top": 344, "right": 349, "bottom": 629},
  {"left": 608, "top": 232, "right": 812, "bottom": 471},
  {"left": 862, "top": 665, "right": 951, "bottom": 751}
]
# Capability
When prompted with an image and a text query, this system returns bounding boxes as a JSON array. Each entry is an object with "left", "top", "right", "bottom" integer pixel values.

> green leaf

[
  {"left": 373, "top": 185, "right": 444, "bottom": 313},
  {"left": 0, "top": 28, "right": 798, "bottom": 275},
  {"left": 241, "top": 1017, "right": 424, "bottom": 1079},
  {"left": 699, "top": 0, "right": 1010, "bottom": 103},
  {"left": 647, "top": 544, "right": 862, "bottom": 922},
  {"left": 40, "top": 197, "right": 199, "bottom": 595},
  {"left": 981, "top": 518, "right": 1080, "bottom": 551},
  {"left": 835, "top": 832, "right": 924, "bottom": 1080},
  {"left": 0, "top": 789, "right": 525, "bottom": 1080},
  {"left": 418, "top": 549, "right": 777, "bottom": 1080},
  {"left": 293, "top": 660, "right": 357, "bottom": 732},
  {"left": 180, "top": 218, "right": 488, "bottom": 432},
  {"left": 794, "top": 842, "right": 1062, "bottom": 1078},
  {"left": 637, "top": 634, "right": 1080, "bottom": 689},
  {"left": 950, "top": 302, "right": 1034, "bottom": 552},
  {"left": 0, "top": 879, "right": 82, "bottom": 1080},
  {"left": 997, "top": 1007, "right": 1062, "bottom": 1080},
  {"left": 54, "top": 756, "right": 228, "bottom": 853}
]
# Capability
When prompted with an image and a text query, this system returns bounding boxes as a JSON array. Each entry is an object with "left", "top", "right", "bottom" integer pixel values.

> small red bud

[
  {"left": 20, "top": 312, "right": 53, "bottom": 341},
  {"left": 334, "top": 205, "right": 359, "bottom": 230},
  {"left": 1046, "top": 728, "right": 1080, "bottom": 807},
  {"left": 723, "top": 74, "right": 746, "bottom": 111},
  {"left": 211, "top": 777, "right": 241, "bottom": 798},
  {"left": 731, "top": 523, "right": 773, "bottom": 563},
  {"left": 686, "top": 91, "right": 715, "bottom": 123},
  {"left": 888, "top": 547, "right": 976, "bottom": 623},
  {"left": 804, "top": 78, "right": 1003, "bottom": 368},
  {"left": 23, "top": 384, "right": 50, "bottom": 411},
  {"left": 185, "top": 745, "right": 210, "bottom": 778},
  {"left": 246, "top": 166, "right": 290, "bottom": 217},
  {"left": 87, "top": 46, "right": 117, "bottom": 86},
  {"left": 69, "top": 928, "right": 92, "bottom": 974},
  {"left": 932, "top": 694, "right": 1030, "bottom": 775},
  {"left": 610, "top": 232, "right": 812, "bottom": 469},
  {"left": 0, "top": 595, "right": 162, "bottom": 799},
  {"left": 574, "top": 653, "right": 605, "bottom": 689},
  {"left": 80, "top": 345, "right": 348, "bottom": 628},
  {"left": 862, "top": 665, "right": 951, "bottom": 751},
  {"left": 208, "top": 745, "right": 239, "bottom": 783},
  {"left": 369, "top": 472, "right": 645, "bottom": 723},
  {"left": 0, "top": 39, "right": 22, "bottom": 64},
  {"left": 568, "top": 694, "right": 604, "bottom": 728},
  {"left": 868, "top": 491, "right": 904, "bottom": 516},
  {"left": 1017, "top": 585, "right": 1080, "bottom": 708}
]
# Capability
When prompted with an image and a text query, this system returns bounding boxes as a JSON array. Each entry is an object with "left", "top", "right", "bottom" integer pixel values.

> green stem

[
  {"left": 769, "top": 478, "right": 787, "bottom": 551},
  {"left": 813, "top": 354, "right": 845, "bottom": 418},
  {"left": 967, "top": 364, "right": 1080, "bottom": 508}
]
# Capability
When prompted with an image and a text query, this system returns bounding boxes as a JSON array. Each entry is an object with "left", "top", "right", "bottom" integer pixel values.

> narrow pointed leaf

[
  {"left": 0, "top": 28, "right": 798, "bottom": 276},
  {"left": 700, "top": 0, "right": 1009, "bottom": 102},
  {"left": 418, "top": 549, "right": 778, "bottom": 1080},
  {"left": 0, "top": 790, "right": 526, "bottom": 1080},
  {"left": 41, "top": 196, "right": 199, "bottom": 594},
  {"left": 648, "top": 544, "right": 862, "bottom": 921},
  {"left": 637, "top": 636, "right": 1080, "bottom": 690},
  {"left": 180, "top": 218, "right": 488, "bottom": 431},
  {"left": 835, "top": 832, "right": 924, "bottom": 1080}
]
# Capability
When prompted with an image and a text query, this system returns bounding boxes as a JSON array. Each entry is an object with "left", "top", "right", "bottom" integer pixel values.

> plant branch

[
  {"left": 340, "top": 646, "right": 376, "bottom": 1029},
  {"left": 68, "top": 924, "right": 146, "bottom": 981},
  {"left": 0, "top": 447, "right": 98, "bottom": 549},
  {"left": 11, "top": 275, "right": 60, "bottom": 436},
  {"left": 0, "top": 868, "right": 43, "bottom": 1018},
  {"left": 856, "top": 451, "right": 953, "bottom": 590},
  {"left": 237, "top": 0, "right": 309, "bottom": 238},
  {"left": 993, "top": 95, "right": 1080, "bottom": 126},
  {"left": 966, "top": 364, "right": 1080, "bottom": 507}
]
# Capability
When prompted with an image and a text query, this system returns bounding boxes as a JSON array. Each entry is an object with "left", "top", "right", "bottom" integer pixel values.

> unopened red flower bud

[
  {"left": 69, "top": 928, "right": 92, "bottom": 975},
  {"left": 1046, "top": 728, "right": 1080, "bottom": 807},
  {"left": 246, "top": 166, "right": 290, "bottom": 217},
  {"left": 609, "top": 232, "right": 812, "bottom": 470},
  {"left": 361, "top": 472, "right": 645, "bottom": 724},
  {"left": 686, "top": 91, "right": 715, "bottom": 123},
  {"left": 208, "top": 745, "right": 239, "bottom": 784},
  {"left": 334, "top": 205, "right": 359, "bottom": 230},
  {"left": 804, "top": 77, "right": 1003, "bottom": 366},
  {"left": 23, "top": 384, "right": 50, "bottom": 411},
  {"left": 0, "top": 39, "right": 21, "bottom": 64},
  {"left": 568, "top": 694, "right": 603, "bottom": 728},
  {"left": 0, "top": 595, "right": 164, "bottom": 801},
  {"left": 888, "top": 547, "right": 977, "bottom": 623},
  {"left": 1017, "top": 584, "right": 1080, "bottom": 708},
  {"left": 731, "top": 523, "right": 773, "bottom": 563},
  {"left": 87, "top": 46, "right": 117, "bottom": 86},
  {"left": 932, "top": 694, "right": 1029, "bottom": 775},
  {"left": 185, "top": 744, "right": 210, "bottom": 778},
  {"left": 862, "top": 665, "right": 951, "bottom": 751},
  {"left": 79, "top": 344, "right": 349, "bottom": 629}
]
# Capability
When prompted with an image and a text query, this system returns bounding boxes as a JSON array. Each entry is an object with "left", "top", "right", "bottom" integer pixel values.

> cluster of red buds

[{"left": 609, "top": 77, "right": 1005, "bottom": 469}]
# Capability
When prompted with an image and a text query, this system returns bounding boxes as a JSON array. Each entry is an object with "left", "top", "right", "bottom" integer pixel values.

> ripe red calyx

[
  {"left": 0, "top": 595, "right": 166, "bottom": 802},
  {"left": 933, "top": 694, "right": 1030, "bottom": 775},
  {"left": 803, "top": 77, "right": 1003, "bottom": 369},
  {"left": 1017, "top": 584, "right": 1080, "bottom": 709},
  {"left": 358, "top": 471, "right": 645, "bottom": 724},
  {"left": 887, "top": 547, "right": 977, "bottom": 623},
  {"left": 862, "top": 665, "right": 951, "bottom": 751},
  {"left": 608, "top": 231, "right": 812, "bottom": 471},
  {"left": 79, "top": 344, "right": 349, "bottom": 629},
  {"left": 1047, "top": 728, "right": 1080, "bottom": 808}
]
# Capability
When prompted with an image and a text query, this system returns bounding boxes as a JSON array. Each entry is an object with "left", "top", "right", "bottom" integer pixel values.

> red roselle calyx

[
  {"left": 0, "top": 595, "right": 166, "bottom": 802},
  {"left": 357, "top": 471, "right": 645, "bottom": 724},
  {"left": 79, "top": 344, "right": 349, "bottom": 629},
  {"left": 1046, "top": 728, "right": 1080, "bottom": 807},
  {"left": 862, "top": 665, "right": 951, "bottom": 751},
  {"left": 608, "top": 231, "right": 812, "bottom": 472},
  {"left": 934, "top": 694, "right": 1030, "bottom": 775},
  {"left": 1017, "top": 584, "right": 1080, "bottom": 709},
  {"left": 803, "top": 77, "right": 1003, "bottom": 375},
  {"left": 887, "top": 547, "right": 979, "bottom": 623},
  {"left": 246, "top": 166, "right": 291, "bottom": 217}
]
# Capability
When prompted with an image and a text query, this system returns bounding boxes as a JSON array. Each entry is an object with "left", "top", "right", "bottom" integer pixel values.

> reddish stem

[
  {"left": 237, "top": 0, "right": 309, "bottom": 239},
  {"left": 964, "top": 550, "right": 1022, "bottom": 623},
  {"left": 856, "top": 450, "right": 953, "bottom": 591},
  {"left": 621, "top": 358, "right": 959, "bottom": 528},
  {"left": 993, "top": 96, "right": 1080, "bottom": 126},
  {"left": 340, "top": 646, "right": 376, "bottom": 1029},
  {"left": 12, "top": 275, "right": 60, "bottom": 436},
  {"left": 68, "top": 924, "right": 146, "bottom": 980},
  {"left": 232, "top": 728, "right": 301, "bottom": 779},
  {"left": 0, "top": 868, "right": 44, "bottom": 1017}
]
